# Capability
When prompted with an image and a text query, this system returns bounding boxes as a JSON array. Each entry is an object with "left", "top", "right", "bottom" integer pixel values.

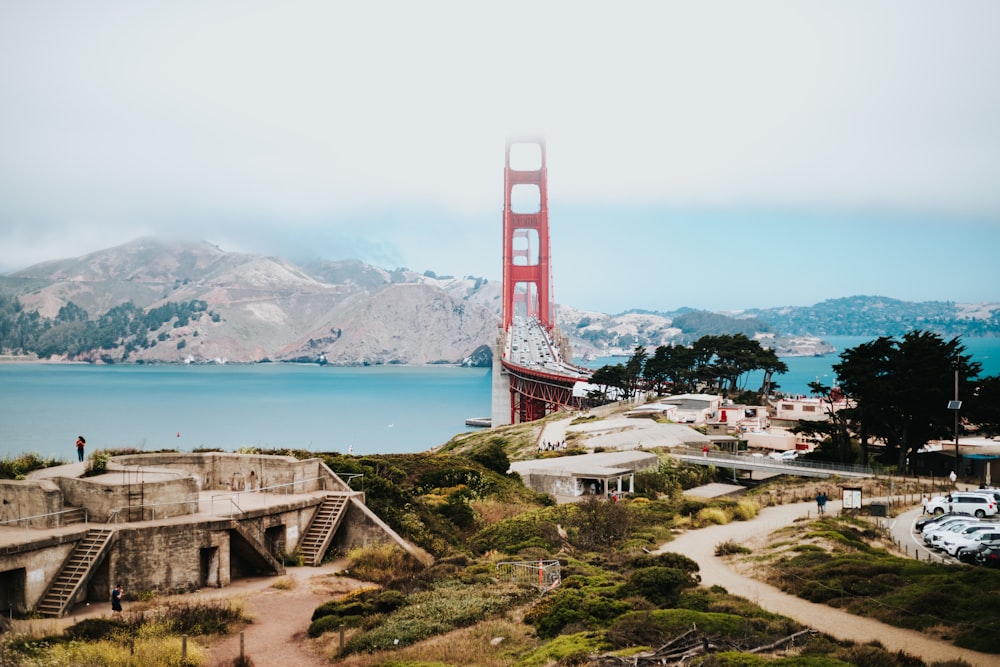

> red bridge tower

[{"left": 502, "top": 139, "right": 553, "bottom": 331}]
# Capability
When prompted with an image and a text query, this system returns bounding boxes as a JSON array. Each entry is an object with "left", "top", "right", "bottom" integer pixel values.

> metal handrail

[
  {"left": 0, "top": 507, "right": 88, "bottom": 538},
  {"left": 106, "top": 499, "right": 200, "bottom": 525},
  {"left": 675, "top": 446, "right": 874, "bottom": 476}
]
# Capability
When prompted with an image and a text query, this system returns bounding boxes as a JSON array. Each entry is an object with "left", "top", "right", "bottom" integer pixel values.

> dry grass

[
  {"left": 270, "top": 576, "right": 296, "bottom": 591},
  {"left": 330, "top": 616, "right": 539, "bottom": 667},
  {"left": 471, "top": 498, "right": 539, "bottom": 525}
]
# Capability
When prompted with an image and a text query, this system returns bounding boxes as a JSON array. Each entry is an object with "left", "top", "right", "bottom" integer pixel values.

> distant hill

[
  {"left": 1, "top": 238, "right": 997, "bottom": 365},
  {"left": 744, "top": 296, "right": 1000, "bottom": 338}
]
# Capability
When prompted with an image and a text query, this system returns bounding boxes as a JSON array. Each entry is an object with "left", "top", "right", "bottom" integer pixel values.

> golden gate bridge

[{"left": 491, "top": 140, "right": 593, "bottom": 427}]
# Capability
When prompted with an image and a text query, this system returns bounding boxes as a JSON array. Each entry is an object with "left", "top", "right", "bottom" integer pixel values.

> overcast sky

[{"left": 2, "top": 1, "right": 999, "bottom": 313}]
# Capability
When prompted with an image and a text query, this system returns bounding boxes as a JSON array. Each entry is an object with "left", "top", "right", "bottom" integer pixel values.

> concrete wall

[
  {"left": 55, "top": 475, "right": 200, "bottom": 523},
  {"left": 110, "top": 453, "right": 347, "bottom": 493},
  {"left": 334, "top": 497, "right": 434, "bottom": 565},
  {"left": 110, "top": 522, "right": 231, "bottom": 595},
  {"left": 0, "top": 480, "right": 65, "bottom": 528},
  {"left": 0, "top": 530, "right": 88, "bottom": 614}
]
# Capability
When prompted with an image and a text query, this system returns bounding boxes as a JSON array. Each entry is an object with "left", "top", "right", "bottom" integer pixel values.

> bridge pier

[{"left": 491, "top": 332, "right": 512, "bottom": 427}]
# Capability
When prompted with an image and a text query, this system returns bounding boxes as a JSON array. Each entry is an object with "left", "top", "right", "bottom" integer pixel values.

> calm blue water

[
  {"left": 0, "top": 363, "right": 493, "bottom": 460},
  {"left": 2, "top": 336, "right": 997, "bottom": 460}
]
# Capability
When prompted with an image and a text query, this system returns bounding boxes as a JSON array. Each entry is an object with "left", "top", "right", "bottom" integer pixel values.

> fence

[{"left": 496, "top": 559, "right": 561, "bottom": 593}]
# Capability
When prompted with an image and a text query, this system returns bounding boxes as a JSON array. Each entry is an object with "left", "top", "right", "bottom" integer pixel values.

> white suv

[{"left": 926, "top": 493, "right": 998, "bottom": 518}]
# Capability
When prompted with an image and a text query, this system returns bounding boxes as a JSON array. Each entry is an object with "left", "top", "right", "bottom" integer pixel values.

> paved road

[{"left": 661, "top": 500, "right": 995, "bottom": 666}]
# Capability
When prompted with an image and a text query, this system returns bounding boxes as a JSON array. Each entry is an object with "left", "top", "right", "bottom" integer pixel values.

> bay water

[{"left": 2, "top": 336, "right": 997, "bottom": 461}]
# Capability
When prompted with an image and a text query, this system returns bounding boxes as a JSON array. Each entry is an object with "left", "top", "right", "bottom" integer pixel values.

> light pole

[{"left": 948, "top": 369, "right": 962, "bottom": 473}]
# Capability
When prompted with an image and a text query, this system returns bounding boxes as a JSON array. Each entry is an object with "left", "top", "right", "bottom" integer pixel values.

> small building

[
  {"left": 772, "top": 395, "right": 851, "bottom": 422},
  {"left": 509, "top": 451, "right": 660, "bottom": 501},
  {"left": 744, "top": 429, "right": 797, "bottom": 452},
  {"left": 710, "top": 402, "right": 770, "bottom": 433},
  {"left": 659, "top": 394, "right": 722, "bottom": 425},
  {"left": 624, "top": 402, "right": 679, "bottom": 421}
]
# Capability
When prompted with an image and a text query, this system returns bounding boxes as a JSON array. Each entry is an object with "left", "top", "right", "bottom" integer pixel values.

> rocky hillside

[
  {"left": 2, "top": 238, "right": 501, "bottom": 365},
  {"left": 3, "top": 238, "right": 996, "bottom": 365}
]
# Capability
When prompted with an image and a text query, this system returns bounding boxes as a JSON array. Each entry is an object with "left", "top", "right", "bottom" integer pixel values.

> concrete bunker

[{"left": 0, "top": 452, "right": 428, "bottom": 617}]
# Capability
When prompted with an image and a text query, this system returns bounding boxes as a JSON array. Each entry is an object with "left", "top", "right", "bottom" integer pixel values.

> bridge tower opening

[{"left": 502, "top": 139, "right": 553, "bottom": 332}]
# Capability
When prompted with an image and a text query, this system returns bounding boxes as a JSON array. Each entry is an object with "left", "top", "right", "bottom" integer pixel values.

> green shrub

[
  {"left": 308, "top": 614, "right": 356, "bottom": 638},
  {"left": 696, "top": 506, "right": 729, "bottom": 527},
  {"left": 618, "top": 567, "right": 698, "bottom": 607},
  {"left": 715, "top": 540, "right": 752, "bottom": 556},
  {"left": 731, "top": 499, "right": 761, "bottom": 521},
  {"left": 0, "top": 452, "right": 66, "bottom": 479},
  {"left": 522, "top": 587, "right": 631, "bottom": 639}
]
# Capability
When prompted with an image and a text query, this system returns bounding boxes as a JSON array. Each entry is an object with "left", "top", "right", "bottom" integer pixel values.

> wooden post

[
  {"left": 182, "top": 634, "right": 187, "bottom": 660},
  {"left": 339, "top": 623, "right": 345, "bottom": 654},
  {"left": 240, "top": 631, "right": 245, "bottom": 660}
]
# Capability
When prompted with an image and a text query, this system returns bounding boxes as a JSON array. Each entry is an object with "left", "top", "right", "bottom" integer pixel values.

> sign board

[{"left": 842, "top": 487, "right": 862, "bottom": 509}]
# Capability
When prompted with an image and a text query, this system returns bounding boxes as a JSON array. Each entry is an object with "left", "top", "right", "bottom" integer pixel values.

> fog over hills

[{"left": 1, "top": 238, "right": 997, "bottom": 365}]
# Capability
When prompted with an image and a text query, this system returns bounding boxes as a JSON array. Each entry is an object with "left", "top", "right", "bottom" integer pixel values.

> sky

[{"left": 2, "top": 1, "right": 999, "bottom": 314}]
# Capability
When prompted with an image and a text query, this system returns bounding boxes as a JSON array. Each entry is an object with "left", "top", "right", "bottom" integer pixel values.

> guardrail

[
  {"left": 0, "top": 507, "right": 88, "bottom": 538},
  {"left": 107, "top": 499, "right": 200, "bottom": 525}
]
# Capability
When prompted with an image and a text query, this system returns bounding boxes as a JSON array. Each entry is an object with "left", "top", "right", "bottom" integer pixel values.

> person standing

[
  {"left": 111, "top": 584, "right": 123, "bottom": 616},
  {"left": 950, "top": 470, "right": 958, "bottom": 488},
  {"left": 921, "top": 494, "right": 929, "bottom": 515},
  {"left": 816, "top": 491, "right": 828, "bottom": 515},
  {"left": 75, "top": 436, "right": 86, "bottom": 463}
]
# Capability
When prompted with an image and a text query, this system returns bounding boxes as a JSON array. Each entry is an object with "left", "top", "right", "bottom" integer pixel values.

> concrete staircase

[
  {"left": 299, "top": 494, "right": 349, "bottom": 566},
  {"left": 37, "top": 528, "right": 115, "bottom": 617}
]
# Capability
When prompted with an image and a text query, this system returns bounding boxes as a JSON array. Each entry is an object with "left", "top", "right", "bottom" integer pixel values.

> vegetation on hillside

[
  {"left": 0, "top": 599, "right": 247, "bottom": 665},
  {"left": 748, "top": 514, "right": 1000, "bottom": 654},
  {"left": 0, "top": 293, "right": 216, "bottom": 361}
]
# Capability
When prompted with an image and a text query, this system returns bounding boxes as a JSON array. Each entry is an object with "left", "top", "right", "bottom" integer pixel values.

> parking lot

[{"left": 908, "top": 489, "right": 1000, "bottom": 566}]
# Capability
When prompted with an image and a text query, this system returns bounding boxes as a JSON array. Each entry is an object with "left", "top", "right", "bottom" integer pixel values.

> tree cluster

[
  {"left": 588, "top": 334, "right": 788, "bottom": 402},
  {"left": 0, "top": 295, "right": 214, "bottom": 361},
  {"left": 794, "top": 331, "right": 1000, "bottom": 471}
]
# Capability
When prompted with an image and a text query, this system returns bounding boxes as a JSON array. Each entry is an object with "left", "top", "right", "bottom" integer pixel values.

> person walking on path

[
  {"left": 816, "top": 491, "right": 828, "bottom": 515},
  {"left": 950, "top": 470, "right": 958, "bottom": 488},
  {"left": 75, "top": 436, "right": 86, "bottom": 463},
  {"left": 921, "top": 494, "right": 929, "bottom": 515},
  {"left": 111, "top": 584, "right": 123, "bottom": 617}
]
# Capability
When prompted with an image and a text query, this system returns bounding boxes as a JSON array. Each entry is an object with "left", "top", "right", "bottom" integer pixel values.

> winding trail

[{"left": 660, "top": 499, "right": 995, "bottom": 666}]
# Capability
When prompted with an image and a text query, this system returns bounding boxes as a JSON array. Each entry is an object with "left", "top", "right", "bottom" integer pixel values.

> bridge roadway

[
  {"left": 502, "top": 315, "right": 590, "bottom": 380},
  {"left": 673, "top": 447, "right": 874, "bottom": 479}
]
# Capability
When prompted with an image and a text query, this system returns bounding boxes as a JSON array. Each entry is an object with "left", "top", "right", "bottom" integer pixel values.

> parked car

[
  {"left": 924, "top": 518, "right": 986, "bottom": 547},
  {"left": 976, "top": 545, "right": 1000, "bottom": 568},
  {"left": 916, "top": 511, "right": 970, "bottom": 533},
  {"left": 941, "top": 527, "right": 1000, "bottom": 556},
  {"left": 922, "top": 515, "right": 979, "bottom": 538},
  {"left": 926, "top": 492, "right": 998, "bottom": 518},
  {"left": 968, "top": 489, "right": 1000, "bottom": 505},
  {"left": 957, "top": 540, "right": 998, "bottom": 564}
]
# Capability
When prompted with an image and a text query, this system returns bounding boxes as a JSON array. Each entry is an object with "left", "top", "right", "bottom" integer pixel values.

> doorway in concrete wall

[
  {"left": 264, "top": 525, "right": 285, "bottom": 558},
  {"left": 0, "top": 568, "right": 25, "bottom": 617},
  {"left": 200, "top": 547, "right": 220, "bottom": 588}
]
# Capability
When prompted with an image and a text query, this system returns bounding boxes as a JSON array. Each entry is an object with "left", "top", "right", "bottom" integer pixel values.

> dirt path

[
  {"left": 19, "top": 561, "right": 364, "bottom": 667},
  {"left": 201, "top": 561, "right": 368, "bottom": 667},
  {"left": 661, "top": 500, "right": 995, "bottom": 667}
]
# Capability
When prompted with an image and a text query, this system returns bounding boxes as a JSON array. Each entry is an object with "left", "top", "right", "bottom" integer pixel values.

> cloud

[{"left": 1, "top": 1, "right": 999, "bottom": 310}]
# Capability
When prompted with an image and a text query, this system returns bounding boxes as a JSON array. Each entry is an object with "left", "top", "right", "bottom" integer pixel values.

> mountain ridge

[{"left": 1, "top": 238, "right": 998, "bottom": 365}]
